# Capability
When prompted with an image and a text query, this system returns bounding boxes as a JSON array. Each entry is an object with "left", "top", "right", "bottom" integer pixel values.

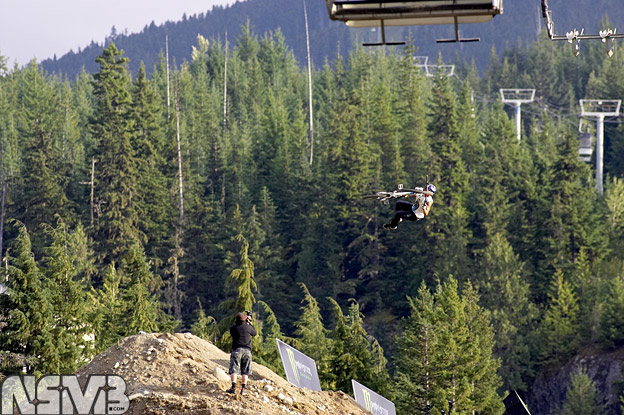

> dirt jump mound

[{"left": 77, "top": 332, "right": 369, "bottom": 415}]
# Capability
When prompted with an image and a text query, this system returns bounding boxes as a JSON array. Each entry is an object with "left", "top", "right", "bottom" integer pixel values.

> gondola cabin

[{"left": 578, "top": 130, "right": 594, "bottom": 163}]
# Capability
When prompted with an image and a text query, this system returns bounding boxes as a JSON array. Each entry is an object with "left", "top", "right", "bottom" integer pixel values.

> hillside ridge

[{"left": 40, "top": 0, "right": 624, "bottom": 78}]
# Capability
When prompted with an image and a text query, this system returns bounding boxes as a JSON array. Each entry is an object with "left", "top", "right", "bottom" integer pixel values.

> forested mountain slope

[{"left": 39, "top": 0, "right": 624, "bottom": 78}]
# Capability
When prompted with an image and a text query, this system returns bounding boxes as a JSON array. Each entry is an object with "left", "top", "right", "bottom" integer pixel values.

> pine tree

[
  {"left": 218, "top": 233, "right": 257, "bottom": 350},
  {"left": 525, "top": 36, "right": 574, "bottom": 110},
  {"left": 88, "top": 263, "right": 123, "bottom": 353},
  {"left": 0, "top": 222, "right": 56, "bottom": 374},
  {"left": 573, "top": 248, "right": 603, "bottom": 343},
  {"left": 130, "top": 62, "right": 173, "bottom": 264},
  {"left": 227, "top": 233, "right": 257, "bottom": 314},
  {"left": 470, "top": 100, "right": 517, "bottom": 251},
  {"left": 255, "top": 300, "right": 287, "bottom": 376},
  {"left": 57, "top": 79, "right": 85, "bottom": 215},
  {"left": 431, "top": 277, "right": 472, "bottom": 412},
  {"left": 599, "top": 275, "right": 624, "bottom": 348},
  {"left": 508, "top": 115, "right": 556, "bottom": 299},
  {"left": 394, "top": 283, "right": 438, "bottom": 413},
  {"left": 327, "top": 298, "right": 389, "bottom": 395},
  {"left": 42, "top": 217, "right": 93, "bottom": 372},
  {"left": 461, "top": 281, "right": 504, "bottom": 414},
  {"left": 178, "top": 189, "right": 226, "bottom": 320},
  {"left": 605, "top": 176, "right": 624, "bottom": 260},
  {"left": 456, "top": 80, "right": 482, "bottom": 181},
  {"left": 540, "top": 269, "right": 580, "bottom": 365},
  {"left": 394, "top": 278, "right": 503, "bottom": 414},
  {"left": 425, "top": 58, "right": 471, "bottom": 280},
  {"left": 15, "top": 63, "right": 71, "bottom": 253},
  {"left": 395, "top": 41, "right": 430, "bottom": 182},
  {"left": 309, "top": 81, "right": 374, "bottom": 299},
  {"left": 479, "top": 233, "right": 538, "bottom": 392},
  {"left": 254, "top": 85, "right": 289, "bottom": 195},
  {"left": 253, "top": 187, "right": 293, "bottom": 319},
  {"left": 562, "top": 368, "right": 603, "bottom": 415},
  {"left": 191, "top": 298, "right": 218, "bottom": 344},
  {"left": 292, "top": 283, "right": 331, "bottom": 388},
  {"left": 121, "top": 242, "right": 175, "bottom": 335},
  {"left": 371, "top": 80, "right": 402, "bottom": 186},
  {"left": 543, "top": 134, "right": 608, "bottom": 275},
  {"left": 90, "top": 42, "right": 142, "bottom": 266}
]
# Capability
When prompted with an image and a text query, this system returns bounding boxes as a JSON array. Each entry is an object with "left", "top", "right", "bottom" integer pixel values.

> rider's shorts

[{"left": 229, "top": 347, "right": 253, "bottom": 375}]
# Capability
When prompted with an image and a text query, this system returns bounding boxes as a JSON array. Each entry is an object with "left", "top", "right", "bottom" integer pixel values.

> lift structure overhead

[
  {"left": 325, "top": 0, "right": 503, "bottom": 44},
  {"left": 541, "top": 0, "right": 624, "bottom": 56}
]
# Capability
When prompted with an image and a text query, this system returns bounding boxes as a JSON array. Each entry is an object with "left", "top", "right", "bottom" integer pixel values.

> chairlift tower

[
  {"left": 426, "top": 64, "right": 455, "bottom": 78},
  {"left": 580, "top": 99, "right": 621, "bottom": 194},
  {"left": 500, "top": 89, "right": 535, "bottom": 140},
  {"left": 413, "top": 56, "right": 429, "bottom": 67},
  {"left": 413, "top": 56, "right": 455, "bottom": 77}
]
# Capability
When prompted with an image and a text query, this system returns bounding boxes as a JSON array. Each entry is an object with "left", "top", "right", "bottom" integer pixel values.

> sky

[{"left": 0, "top": 0, "right": 234, "bottom": 67}]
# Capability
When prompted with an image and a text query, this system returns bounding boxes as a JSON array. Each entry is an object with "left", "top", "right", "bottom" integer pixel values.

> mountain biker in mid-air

[{"left": 384, "top": 184, "right": 436, "bottom": 230}]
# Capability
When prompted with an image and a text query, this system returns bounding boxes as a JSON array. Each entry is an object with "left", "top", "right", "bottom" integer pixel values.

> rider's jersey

[{"left": 413, "top": 195, "right": 434, "bottom": 219}]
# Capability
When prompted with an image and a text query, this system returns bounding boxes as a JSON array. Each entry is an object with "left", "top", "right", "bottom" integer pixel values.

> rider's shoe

[
  {"left": 226, "top": 386, "right": 236, "bottom": 394},
  {"left": 384, "top": 223, "right": 397, "bottom": 230}
]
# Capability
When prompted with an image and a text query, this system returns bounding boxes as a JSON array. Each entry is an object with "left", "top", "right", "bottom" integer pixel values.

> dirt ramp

[{"left": 77, "top": 332, "right": 369, "bottom": 415}]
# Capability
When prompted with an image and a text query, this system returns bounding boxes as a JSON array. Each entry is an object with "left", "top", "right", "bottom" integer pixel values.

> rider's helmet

[{"left": 427, "top": 184, "right": 437, "bottom": 194}]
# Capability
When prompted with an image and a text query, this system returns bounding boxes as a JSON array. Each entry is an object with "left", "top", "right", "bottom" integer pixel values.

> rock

[
  {"left": 530, "top": 347, "right": 624, "bottom": 415},
  {"left": 213, "top": 366, "right": 230, "bottom": 382},
  {"left": 263, "top": 384, "right": 274, "bottom": 392},
  {"left": 284, "top": 397, "right": 293, "bottom": 406},
  {"left": 277, "top": 393, "right": 286, "bottom": 402},
  {"left": 128, "top": 388, "right": 152, "bottom": 400}
]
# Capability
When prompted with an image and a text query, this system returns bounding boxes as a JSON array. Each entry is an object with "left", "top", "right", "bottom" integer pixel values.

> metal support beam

[{"left": 596, "top": 115, "right": 605, "bottom": 194}]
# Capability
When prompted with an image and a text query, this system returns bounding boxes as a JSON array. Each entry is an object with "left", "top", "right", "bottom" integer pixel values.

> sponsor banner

[
  {"left": 275, "top": 339, "right": 322, "bottom": 391},
  {"left": 352, "top": 379, "right": 396, "bottom": 415}
]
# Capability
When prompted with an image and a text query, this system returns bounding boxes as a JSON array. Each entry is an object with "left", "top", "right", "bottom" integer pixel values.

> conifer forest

[{"left": 2, "top": 20, "right": 624, "bottom": 415}]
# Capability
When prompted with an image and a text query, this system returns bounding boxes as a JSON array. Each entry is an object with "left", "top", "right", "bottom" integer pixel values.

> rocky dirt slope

[{"left": 76, "top": 332, "right": 370, "bottom": 415}]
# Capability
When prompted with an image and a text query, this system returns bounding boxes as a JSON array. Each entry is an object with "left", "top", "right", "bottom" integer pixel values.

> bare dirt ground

[{"left": 76, "top": 332, "right": 370, "bottom": 415}]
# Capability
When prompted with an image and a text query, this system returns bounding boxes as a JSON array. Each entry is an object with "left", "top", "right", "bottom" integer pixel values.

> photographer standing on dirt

[{"left": 226, "top": 311, "right": 257, "bottom": 395}]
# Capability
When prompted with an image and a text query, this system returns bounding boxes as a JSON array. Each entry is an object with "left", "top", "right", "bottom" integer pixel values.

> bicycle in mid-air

[
  {"left": 363, "top": 178, "right": 436, "bottom": 229},
  {"left": 362, "top": 183, "right": 433, "bottom": 204}
]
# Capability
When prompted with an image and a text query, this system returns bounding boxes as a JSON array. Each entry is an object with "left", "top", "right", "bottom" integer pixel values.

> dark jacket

[{"left": 230, "top": 322, "right": 257, "bottom": 351}]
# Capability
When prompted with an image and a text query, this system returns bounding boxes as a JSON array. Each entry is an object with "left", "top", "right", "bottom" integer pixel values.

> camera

[{"left": 244, "top": 310, "right": 253, "bottom": 322}]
